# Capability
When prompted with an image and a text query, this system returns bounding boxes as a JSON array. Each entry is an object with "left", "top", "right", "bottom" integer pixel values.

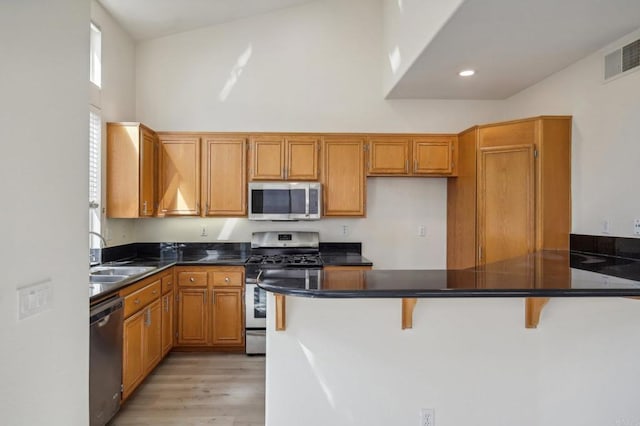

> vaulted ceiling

[{"left": 98, "top": 0, "right": 640, "bottom": 100}]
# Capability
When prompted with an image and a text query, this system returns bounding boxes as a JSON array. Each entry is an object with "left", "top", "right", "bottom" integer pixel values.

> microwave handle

[{"left": 305, "top": 186, "right": 310, "bottom": 217}]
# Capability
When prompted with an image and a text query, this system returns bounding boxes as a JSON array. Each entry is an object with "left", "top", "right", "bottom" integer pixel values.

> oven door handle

[{"left": 256, "top": 270, "right": 263, "bottom": 284}]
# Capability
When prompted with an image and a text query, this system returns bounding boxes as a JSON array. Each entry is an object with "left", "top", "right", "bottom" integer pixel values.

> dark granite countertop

[
  {"left": 90, "top": 241, "right": 371, "bottom": 303},
  {"left": 320, "top": 253, "right": 373, "bottom": 267},
  {"left": 257, "top": 250, "right": 640, "bottom": 298}
]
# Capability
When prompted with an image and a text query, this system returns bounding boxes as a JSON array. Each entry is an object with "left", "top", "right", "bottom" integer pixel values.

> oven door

[{"left": 245, "top": 283, "right": 267, "bottom": 329}]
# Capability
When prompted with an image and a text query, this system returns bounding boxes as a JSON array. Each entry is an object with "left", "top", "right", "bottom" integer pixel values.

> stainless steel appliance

[
  {"left": 248, "top": 182, "right": 321, "bottom": 220},
  {"left": 244, "top": 231, "right": 322, "bottom": 354},
  {"left": 90, "top": 295, "right": 123, "bottom": 426}
]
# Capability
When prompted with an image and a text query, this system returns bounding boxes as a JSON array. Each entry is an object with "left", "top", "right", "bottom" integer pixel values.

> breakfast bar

[{"left": 259, "top": 250, "right": 640, "bottom": 426}]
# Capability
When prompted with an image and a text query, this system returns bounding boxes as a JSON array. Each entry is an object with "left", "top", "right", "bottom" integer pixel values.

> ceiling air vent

[{"left": 604, "top": 37, "right": 640, "bottom": 81}]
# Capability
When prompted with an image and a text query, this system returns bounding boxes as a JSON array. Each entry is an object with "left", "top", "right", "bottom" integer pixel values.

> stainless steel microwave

[{"left": 248, "top": 182, "right": 321, "bottom": 220}]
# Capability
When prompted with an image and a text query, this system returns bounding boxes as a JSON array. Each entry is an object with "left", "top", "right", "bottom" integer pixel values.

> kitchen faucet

[
  {"left": 90, "top": 231, "right": 108, "bottom": 247},
  {"left": 89, "top": 231, "right": 107, "bottom": 265}
]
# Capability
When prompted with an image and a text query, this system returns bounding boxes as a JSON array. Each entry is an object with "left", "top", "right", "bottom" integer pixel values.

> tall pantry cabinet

[{"left": 447, "top": 116, "right": 572, "bottom": 269}]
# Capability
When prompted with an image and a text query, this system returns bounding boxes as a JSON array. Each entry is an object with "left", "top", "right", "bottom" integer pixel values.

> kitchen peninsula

[{"left": 259, "top": 249, "right": 640, "bottom": 426}]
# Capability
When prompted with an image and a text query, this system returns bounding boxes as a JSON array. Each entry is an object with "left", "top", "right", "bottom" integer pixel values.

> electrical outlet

[
  {"left": 418, "top": 225, "right": 426, "bottom": 237},
  {"left": 634, "top": 219, "right": 640, "bottom": 236},
  {"left": 420, "top": 408, "right": 434, "bottom": 426},
  {"left": 201, "top": 226, "right": 208, "bottom": 237},
  {"left": 602, "top": 219, "right": 611, "bottom": 234},
  {"left": 341, "top": 225, "right": 349, "bottom": 236}
]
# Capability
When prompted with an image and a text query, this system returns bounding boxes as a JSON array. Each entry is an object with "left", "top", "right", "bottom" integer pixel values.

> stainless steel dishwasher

[{"left": 90, "top": 295, "right": 123, "bottom": 426}]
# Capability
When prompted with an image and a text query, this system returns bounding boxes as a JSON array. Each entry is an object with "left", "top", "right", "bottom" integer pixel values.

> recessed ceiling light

[{"left": 459, "top": 69, "right": 475, "bottom": 77}]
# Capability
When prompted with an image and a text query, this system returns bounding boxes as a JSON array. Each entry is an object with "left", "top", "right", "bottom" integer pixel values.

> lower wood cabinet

[
  {"left": 322, "top": 265, "right": 372, "bottom": 290},
  {"left": 175, "top": 266, "right": 245, "bottom": 350},
  {"left": 176, "top": 287, "right": 209, "bottom": 346},
  {"left": 120, "top": 269, "right": 174, "bottom": 401},
  {"left": 211, "top": 287, "right": 244, "bottom": 346}
]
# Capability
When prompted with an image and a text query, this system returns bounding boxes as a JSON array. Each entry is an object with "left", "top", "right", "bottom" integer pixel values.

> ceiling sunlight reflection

[
  {"left": 388, "top": 45, "right": 401, "bottom": 74},
  {"left": 219, "top": 44, "right": 253, "bottom": 101}
]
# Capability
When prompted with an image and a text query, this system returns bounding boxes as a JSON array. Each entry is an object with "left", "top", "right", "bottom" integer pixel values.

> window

[
  {"left": 90, "top": 22, "right": 101, "bottom": 88},
  {"left": 89, "top": 20, "right": 103, "bottom": 256},
  {"left": 89, "top": 108, "right": 102, "bottom": 252}
]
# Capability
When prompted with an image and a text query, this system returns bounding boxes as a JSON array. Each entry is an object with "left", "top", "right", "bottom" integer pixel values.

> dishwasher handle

[{"left": 90, "top": 296, "right": 123, "bottom": 326}]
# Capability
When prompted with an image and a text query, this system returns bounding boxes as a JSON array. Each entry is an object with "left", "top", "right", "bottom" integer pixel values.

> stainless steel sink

[
  {"left": 90, "top": 274, "right": 129, "bottom": 283},
  {"left": 90, "top": 266, "right": 155, "bottom": 276}
]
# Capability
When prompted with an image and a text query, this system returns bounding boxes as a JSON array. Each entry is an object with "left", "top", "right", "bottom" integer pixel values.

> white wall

[
  {"left": 91, "top": 0, "right": 138, "bottom": 246},
  {"left": 135, "top": 178, "right": 447, "bottom": 269},
  {"left": 499, "top": 28, "right": 640, "bottom": 239},
  {"left": 0, "top": 0, "right": 89, "bottom": 424},
  {"left": 266, "top": 295, "right": 640, "bottom": 426},
  {"left": 133, "top": 0, "right": 501, "bottom": 268},
  {"left": 382, "top": 0, "right": 464, "bottom": 96}
]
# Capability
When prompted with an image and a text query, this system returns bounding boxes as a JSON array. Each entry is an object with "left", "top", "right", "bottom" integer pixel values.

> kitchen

[{"left": 2, "top": 0, "right": 640, "bottom": 425}]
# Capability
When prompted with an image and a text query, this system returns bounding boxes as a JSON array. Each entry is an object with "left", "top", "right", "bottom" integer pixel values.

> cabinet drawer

[
  {"left": 161, "top": 273, "right": 174, "bottom": 294},
  {"left": 178, "top": 271, "right": 208, "bottom": 287},
  {"left": 124, "top": 280, "right": 161, "bottom": 318},
  {"left": 211, "top": 270, "right": 243, "bottom": 287}
]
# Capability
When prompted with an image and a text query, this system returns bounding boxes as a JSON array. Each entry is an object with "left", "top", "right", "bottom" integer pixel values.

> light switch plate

[{"left": 18, "top": 279, "right": 52, "bottom": 320}]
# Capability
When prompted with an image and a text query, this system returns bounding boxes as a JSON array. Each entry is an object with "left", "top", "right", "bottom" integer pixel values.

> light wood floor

[{"left": 109, "top": 353, "right": 265, "bottom": 426}]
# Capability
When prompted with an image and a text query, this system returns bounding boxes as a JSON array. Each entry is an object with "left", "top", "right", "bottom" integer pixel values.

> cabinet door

[
  {"left": 202, "top": 137, "right": 247, "bottom": 216},
  {"left": 122, "top": 309, "right": 145, "bottom": 400},
  {"left": 139, "top": 127, "right": 157, "bottom": 217},
  {"left": 176, "top": 287, "right": 209, "bottom": 346},
  {"left": 161, "top": 291, "right": 174, "bottom": 358},
  {"left": 477, "top": 144, "right": 534, "bottom": 265},
  {"left": 143, "top": 299, "right": 162, "bottom": 374},
  {"left": 286, "top": 137, "right": 320, "bottom": 180},
  {"left": 367, "top": 138, "right": 410, "bottom": 175},
  {"left": 413, "top": 138, "right": 454, "bottom": 175},
  {"left": 322, "top": 266, "right": 371, "bottom": 290},
  {"left": 250, "top": 136, "right": 285, "bottom": 180},
  {"left": 159, "top": 135, "right": 200, "bottom": 215},
  {"left": 211, "top": 287, "right": 244, "bottom": 346},
  {"left": 322, "top": 138, "right": 366, "bottom": 216}
]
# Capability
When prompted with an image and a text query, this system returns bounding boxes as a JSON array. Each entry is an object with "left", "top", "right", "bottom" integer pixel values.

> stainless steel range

[{"left": 244, "top": 231, "right": 322, "bottom": 354}]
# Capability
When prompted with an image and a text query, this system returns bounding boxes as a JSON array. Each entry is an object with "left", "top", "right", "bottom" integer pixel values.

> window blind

[{"left": 89, "top": 110, "right": 101, "bottom": 209}]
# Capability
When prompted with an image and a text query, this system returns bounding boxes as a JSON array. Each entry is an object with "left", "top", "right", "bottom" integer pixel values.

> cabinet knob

[
  {"left": 224, "top": 277, "right": 230, "bottom": 283},
  {"left": 189, "top": 277, "right": 195, "bottom": 282},
  {"left": 134, "top": 299, "right": 140, "bottom": 305},
  {"left": 152, "top": 290, "right": 157, "bottom": 295}
]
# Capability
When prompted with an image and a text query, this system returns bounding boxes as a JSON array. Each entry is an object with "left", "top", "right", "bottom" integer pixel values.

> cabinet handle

[
  {"left": 145, "top": 308, "right": 151, "bottom": 326},
  {"left": 189, "top": 277, "right": 195, "bottom": 282},
  {"left": 206, "top": 203, "right": 209, "bottom": 213},
  {"left": 164, "top": 296, "right": 169, "bottom": 312},
  {"left": 203, "top": 289, "right": 207, "bottom": 304},
  {"left": 405, "top": 159, "right": 408, "bottom": 172},
  {"left": 282, "top": 167, "right": 286, "bottom": 179},
  {"left": 414, "top": 159, "right": 417, "bottom": 173},
  {"left": 142, "top": 201, "right": 148, "bottom": 215},
  {"left": 212, "top": 288, "right": 215, "bottom": 305}
]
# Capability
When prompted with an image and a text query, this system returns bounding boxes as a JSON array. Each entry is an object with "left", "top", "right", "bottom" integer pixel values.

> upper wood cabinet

[
  {"left": 202, "top": 136, "right": 247, "bottom": 216},
  {"left": 322, "top": 137, "right": 366, "bottom": 216},
  {"left": 413, "top": 137, "right": 456, "bottom": 175},
  {"left": 367, "top": 137, "right": 410, "bottom": 175},
  {"left": 249, "top": 135, "right": 320, "bottom": 181},
  {"left": 158, "top": 134, "right": 201, "bottom": 216},
  {"left": 447, "top": 116, "right": 572, "bottom": 270},
  {"left": 106, "top": 122, "right": 158, "bottom": 218},
  {"left": 366, "top": 135, "right": 457, "bottom": 176}
]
